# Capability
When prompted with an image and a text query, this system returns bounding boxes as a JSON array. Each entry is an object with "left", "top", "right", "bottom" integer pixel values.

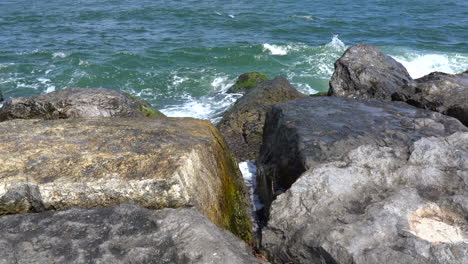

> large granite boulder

[
  {"left": 393, "top": 71, "right": 468, "bottom": 126},
  {"left": 257, "top": 97, "right": 467, "bottom": 213},
  {"left": 217, "top": 76, "right": 306, "bottom": 161},
  {"left": 329, "top": 44, "right": 413, "bottom": 100},
  {"left": 227, "top": 72, "right": 269, "bottom": 94},
  {"left": 0, "top": 117, "right": 252, "bottom": 242},
  {"left": 262, "top": 132, "right": 468, "bottom": 264},
  {"left": 0, "top": 87, "right": 165, "bottom": 122},
  {"left": 0, "top": 203, "right": 267, "bottom": 264}
]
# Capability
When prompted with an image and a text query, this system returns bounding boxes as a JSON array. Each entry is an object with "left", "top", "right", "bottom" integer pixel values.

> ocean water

[{"left": 1, "top": 0, "right": 467, "bottom": 120}]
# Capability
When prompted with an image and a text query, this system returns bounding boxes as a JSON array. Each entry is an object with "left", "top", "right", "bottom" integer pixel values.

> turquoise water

[{"left": 1, "top": 0, "right": 467, "bottom": 120}]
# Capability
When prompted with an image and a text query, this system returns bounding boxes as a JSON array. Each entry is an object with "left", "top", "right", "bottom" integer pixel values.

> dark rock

[
  {"left": 0, "top": 203, "right": 267, "bottom": 264},
  {"left": 0, "top": 89, "right": 3, "bottom": 102},
  {"left": 217, "top": 76, "right": 306, "bottom": 161},
  {"left": 0, "top": 117, "right": 253, "bottom": 242},
  {"left": 392, "top": 71, "right": 468, "bottom": 126},
  {"left": 329, "top": 44, "right": 413, "bottom": 100},
  {"left": 0, "top": 88, "right": 165, "bottom": 122},
  {"left": 227, "top": 72, "right": 269, "bottom": 94},
  {"left": 262, "top": 132, "right": 468, "bottom": 264},
  {"left": 257, "top": 97, "right": 467, "bottom": 213}
]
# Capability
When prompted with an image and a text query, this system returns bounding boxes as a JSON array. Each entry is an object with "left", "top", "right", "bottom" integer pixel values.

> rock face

[
  {"left": 262, "top": 132, "right": 468, "bottom": 264},
  {"left": 393, "top": 71, "right": 468, "bottom": 126},
  {"left": 329, "top": 44, "right": 412, "bottom": 100},
  {"left": 0, "top": 117, "right": 252, "bottom": 242},
  {"left": 217, "top": 76, "right": 306, "bottom": 161},
  {"left": 257, "top": 97, "right": 467, "bottom": 213},
  {"left": 227, "top": 72, "right": 269, "bottom": 94},
  {"left": 0, "top": 203, "right": 267, "bottom": 264},
  {"left": 0, "top": 87, "right": 165, "bottom": 122}
]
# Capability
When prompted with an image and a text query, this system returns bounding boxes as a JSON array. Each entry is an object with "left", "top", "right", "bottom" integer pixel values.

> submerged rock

[
  {"left": 0, "top": 87, "right": 165, "bottom": 122},
  {"left": 262, "top": 132, "right": 468, "bottom": 264},
  {"left": 393, "top": 71, "right": 468, "bottom": 126},
  {"left": 329, "top": 43, "right": 412, "bottom": 100},
  {"left": 0, "top": 117, "right": 252, "bottom": 242},
  {"left": 257, "top": 96, "right": 467, "bottom": 213},
  {"left": 0, "top": 203, "right": 267, "bottom": 264},
  {"left": 227, "top": 72, "right": 269, "bottom": 94},
  {"left": 217, "top": 76, "right": 306, "bottom": 161}
]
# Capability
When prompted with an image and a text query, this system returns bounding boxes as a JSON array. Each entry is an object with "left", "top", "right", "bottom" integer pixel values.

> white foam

[
  {"left": 263, "top": 43, "right": 289, "bottom": 56},
  {"left": 160, "top": 93, "right": 241, "bottom": 122},
  {"left": 290, "top": 15, "right": 315, "bottom": 21},
  {"left": 239, "top": 161, "right": 264, "bottom": 211},
  {"left": 211, "top": 75, "right": 234, "bottom": 91},
  {"left": 52, "top": 52, "right": 69, "bottom": 59},
  {"left": 393, "top": 53, "right": 465, "bottom": 79},
  {"left": 325, "top": 35, "right": 347, "bottom": 51},
  {"left": 172, "top": 75, "right": 188, "bottom": 86}
]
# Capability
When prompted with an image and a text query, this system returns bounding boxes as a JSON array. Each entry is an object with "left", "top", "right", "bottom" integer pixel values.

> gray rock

[
  {"left": 0, "top": 87, "right": 165, "bottom": 122},
  {"left": 257, "top": 97, "right": 467, "bottom": 213},
  {"left": 329, "top": 44, "right": 412, "bottom": 100},
  {"left": 217, "top": 76, "right": 306, "bottom": 161},
  {"left": 0, "top": 117, "right": 253, "bottom": 242},
  {"left": 0, "top": 203, "right": 267, "bottom": 264},
  {"left": 393, "top": 71, "right": 468, "bottom": 126},
  {"left": 262, "top": 132, "right": 468, "bottom": 264}
]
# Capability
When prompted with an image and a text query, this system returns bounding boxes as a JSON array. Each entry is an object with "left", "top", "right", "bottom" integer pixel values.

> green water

[{"left": 1, "top": 0, "right": 467, "bottom": 119}]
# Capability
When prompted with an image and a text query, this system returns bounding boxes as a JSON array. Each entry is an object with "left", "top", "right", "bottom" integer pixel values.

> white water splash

[
  {"left": 393, "top": 53, "right": 467, "bottom": 79},
  {"left": 325, "top": 35, "right": 347, "bottom": 51},
  {"left": 52, "top": 52, "right": 69, "bottom": 58},
  {"left": 159, "top": 93, "right": 241, "bottom": 122},
  {"left": 263, "top": 43, "right": 289, "bottom": 55},
  {"left": 239, "top": 161, "right": 264, "bottom": 212}
]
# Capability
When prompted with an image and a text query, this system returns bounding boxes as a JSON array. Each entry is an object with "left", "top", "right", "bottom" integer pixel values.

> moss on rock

[{"left": 227, "top": 72, "right": 269, "bottom": 93}]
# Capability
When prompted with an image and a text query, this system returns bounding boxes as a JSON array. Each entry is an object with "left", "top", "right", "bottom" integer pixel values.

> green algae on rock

[
  {"left": 0, "top": 117, "right": 252, "bottom": 242},
  {"left": 227, "top": 72, "right": 269, "bottom": 94},
  {"left": 0, "top": 87, "right": 165, "bottom": 122}
]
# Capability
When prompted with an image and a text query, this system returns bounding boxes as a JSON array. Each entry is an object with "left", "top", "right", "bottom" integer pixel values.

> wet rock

[
  {"left": 329, "top": 44, "right": 412, "bottom": 100},
  {"left": 257, "top": 97, "right": 467, "bottom": 213},
  {"left": 0, "top": 87, "right": 165, "bottom": 122},
  {"left": 217, "top": 76, "right": 306, "bottom": 161},
  {"left": 0, "top": 117, "right": 252, "bottom": 242},
  {"left": 227, "top": 72, "right": 269, "bottom": 94},
  {"left": 262, "top": 132, "right": 468, "bottom": 264},
  {"left": 0, "top": 89, "right": 3, "bottom": 102},
  {"left": 393, "top": 71, "right": 468, "bottom": 126},
  {"left": 0, "top": 203, "right": 267, "bottom": 264}
]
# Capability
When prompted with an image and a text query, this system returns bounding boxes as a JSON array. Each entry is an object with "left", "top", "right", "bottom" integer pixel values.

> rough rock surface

[
  {"left": 257, "top": 97, "right": 467, "bottom": 212},
  {"left": 0, "top": 117, "right": 252, "bottom": 241},
  {"left": 262, "top": 132, "right": 468, "bottom": 264},
  {"left": 0, "top": 87, "right": 165, "bottom": 122},
  {"left": 227, "top": 72, "right": 269, "bottom": 94},
  {"left": 217, "top": 76, "right": 306, "bottom": 161},
  {"left": 329, "top": 43, "right": 412, "bottom": 100},
  {"left": 0, "top": 203, "right": 267, "bottom": 264},
  {"left": 393, "top": 71, "right": 468, "bottom": 126}
]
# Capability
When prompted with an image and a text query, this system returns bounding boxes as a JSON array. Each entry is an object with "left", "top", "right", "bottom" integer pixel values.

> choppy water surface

[{"left": 1, "top": 0, "right": 467, "bottom": 119}]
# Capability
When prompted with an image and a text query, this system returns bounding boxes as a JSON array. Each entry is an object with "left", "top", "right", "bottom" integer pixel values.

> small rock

[
  {"left": 393, "top": 71, "right": 468, "bottom": 126},
  {"left": 217, "top": 76, "right": 306, "bottom": 161},
  {"left": 0, "top": 87, "right": 165, "bottom": 122},
  {"left": 329, "top": 43, "right": 412, "bottom": 100},
  {"left": 227, "top": 72, "right": 269, "bottom": 94}
]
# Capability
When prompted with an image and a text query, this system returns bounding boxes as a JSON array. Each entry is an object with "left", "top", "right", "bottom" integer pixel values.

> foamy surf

[
  {"left": 263, "top": 44, "right": 289, "bottom": 56},
  {"left": 392, "top": 52, "right": 468, "bottom": 79}
]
